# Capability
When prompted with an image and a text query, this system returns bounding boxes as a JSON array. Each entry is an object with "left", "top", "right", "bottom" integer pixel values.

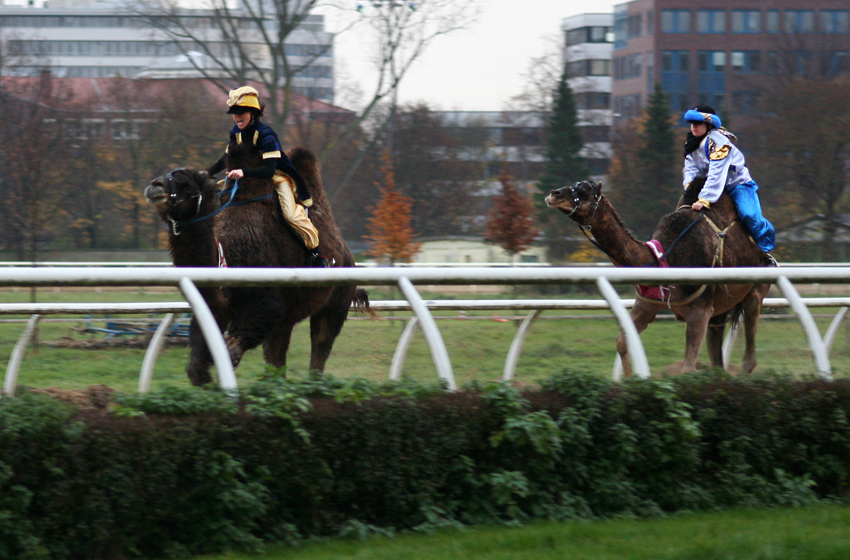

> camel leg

[
  {"left": 617, "top": 300, "right": 660, "bottom": 377},
  {"left": 741, "top": 285, "right": 767, "bottom": 373},
  {"left": 706, "top": 313, "right": 728, "bottom": 370},
  {"left": 226, "top": 287, "right": 286, "bottom": 366},
  {"left": 682, "top": 304, "right": 713, "bottom": 373},
  {"left": 308, "top": 301, "right": 350, "bottom": 373},
  {"left": 186, "top": 317, "right": 214, "bottom": 386},
  {"left": 186, "top": 288, "right": 229, "bottom": 386},
  {"left": 263, "top": 321, "right": 296, "bottom": 372}
]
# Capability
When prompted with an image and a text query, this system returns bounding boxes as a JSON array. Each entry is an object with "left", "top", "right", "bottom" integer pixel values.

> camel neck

[{"left": 584, "top": 198, "right": 654, "bottom": 267}]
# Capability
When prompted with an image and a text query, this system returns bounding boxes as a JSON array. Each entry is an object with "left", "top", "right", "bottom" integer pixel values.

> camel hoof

[{"left": 187, "top": 366, "right": 213, "bottom": 386}]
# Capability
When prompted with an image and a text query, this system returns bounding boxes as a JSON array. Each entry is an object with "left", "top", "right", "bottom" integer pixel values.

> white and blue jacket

[{"left": 683, "top": 129, "right": 752, "bottom": 206}]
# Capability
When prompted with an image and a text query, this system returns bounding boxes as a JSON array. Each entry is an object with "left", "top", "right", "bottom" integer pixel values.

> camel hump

[{"left": 288, "top": 147, "right": 324, "bottom": 197}]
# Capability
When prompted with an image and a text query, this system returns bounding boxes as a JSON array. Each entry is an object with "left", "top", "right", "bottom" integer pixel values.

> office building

[
  {"left": 611, "top": 1, "right": 850, "bottom": 121},
  {"left": 0, "top": 0, "right": 335, "bottom": 102}
]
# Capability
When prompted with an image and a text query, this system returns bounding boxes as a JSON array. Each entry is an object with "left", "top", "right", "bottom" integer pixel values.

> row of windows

[
  {"left": 10, "top": 65, "right": 143, "bottom": 78},
  {"left": 566, "top": 59, "right": 611, "bottom": 78},
  {"left": 9, "top": 40, "right": 184, "bottom": 57},
  {"left": 659, "top": 49, "right": 850, "bottom": 76},
  {"left": 565, "top": 25, "right": 613, "bottom": 46},
  {"left": 661, "top": 9, "right": 849, "bottom": 34},
  {"left": 0, "top": 14, "right": 324, "bottom": 32},
  {"left": 7, "top": 40, "right": 331, "bottom": 60},
  {"left": 574, "top": 92, "right": 611, "bottom": 110},
  {"left": 616, "top": 90, "right": 763, "bottom": 116}
]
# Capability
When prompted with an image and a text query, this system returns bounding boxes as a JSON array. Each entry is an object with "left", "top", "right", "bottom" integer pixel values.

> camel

[
  {"left": 545, "top": 178, "right": 770, "bottom": 376},
  {"left": 145, "top": 148, "right": 371, "bottom": 385}
]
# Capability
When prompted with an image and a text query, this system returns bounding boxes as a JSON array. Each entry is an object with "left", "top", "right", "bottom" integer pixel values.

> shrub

[{"left": 1, "top": 371, "right": 848, "bottom": 559}]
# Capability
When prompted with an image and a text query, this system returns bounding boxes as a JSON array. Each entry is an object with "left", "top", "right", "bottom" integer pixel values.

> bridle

[
  {"left": 163, "top": 169, "right": 203, "bottom": 236},
  {"left": 165, "top": 173, "right": 274, "bottom": 236},
  {"left": 563, "top": 182, "right": 602, "bottom": 232}
]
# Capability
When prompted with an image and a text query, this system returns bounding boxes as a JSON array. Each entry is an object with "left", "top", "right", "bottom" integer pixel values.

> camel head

[
  {"left": 145, "top": 169, "right": 215, "bottom": 224},
  {"left": 545, "top": 181, "right": 603, "bottom": 221}
]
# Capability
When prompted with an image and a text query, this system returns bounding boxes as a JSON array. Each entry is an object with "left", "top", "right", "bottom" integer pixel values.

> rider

[
  {"left": 683, "top": 105, "right": 776, "bottom": 264},
  {"left": 207, "top": 86, "right": 330, "bottom": 267}
]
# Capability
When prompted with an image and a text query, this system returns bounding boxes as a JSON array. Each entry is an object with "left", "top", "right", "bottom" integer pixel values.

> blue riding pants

[{"left": 728, "top": 180, "right": 775, "bottom": 253}]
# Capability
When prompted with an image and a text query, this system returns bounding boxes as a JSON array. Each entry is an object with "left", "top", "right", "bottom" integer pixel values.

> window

[
  {"left": 766, "top": 10, "right": 780, "bottom": 33},
  {"left": 821, "top": 10, "right": 849, "bottom": 34},
  {"left": 568, "top": 59, "right": 611, "bottom": 77},
  {"left": 613, "top": 54, "right": 641, "bottom": 80},
  {"left": 566, "top": 26, "right": 613, "bottom": 46},
  {"left": 821, "top": 51, "right": 849, "bottom": 75},
  {"left": 697, "top": 10, "right": 725, "bottom": 33},
  {"left": 732, "top": 10, "right": 760, "bottom": 33},
  {"left": 698, "top": 51, "right": 726, "bottom": 72},
  {"left": 785, "top": 10, "right": 814, "bottom": 33},
  {"left": 661, "top": 50, "right": 690, "bottom": 72},
  {"left": 731, "top": 91, "right": 759, "bottom": 112},
  {"left": 731, "top": 51, "right": 761, "bottom": 73},
  {"left": 627, "top": 14, "right": 642, "bottom": 38},
  {"left": 575, "top": 92, "right": 611, "bottom": 110},
  {"left": 661, "top": 9, "right": 690, "bottom": 33}
]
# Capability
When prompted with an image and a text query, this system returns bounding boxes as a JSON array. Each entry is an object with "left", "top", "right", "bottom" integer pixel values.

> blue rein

[{"left": 174, "top": 178, "right": 274, "bottom": 230}]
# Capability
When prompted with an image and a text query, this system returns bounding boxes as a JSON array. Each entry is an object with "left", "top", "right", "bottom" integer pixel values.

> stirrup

[{"left": 764, "top": 252, "right": 778, "bottom": 267}]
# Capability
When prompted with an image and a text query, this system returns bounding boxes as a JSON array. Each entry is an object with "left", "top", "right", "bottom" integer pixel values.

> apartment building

[
  {"left": 561, "top": 12, "right": 614, "bottom": 178},
  {"left": 611, "top": 1, "right": 850, "bottom": 121},
  {"left": 0, "top": 0, "right": 335, "bottom": 102}
]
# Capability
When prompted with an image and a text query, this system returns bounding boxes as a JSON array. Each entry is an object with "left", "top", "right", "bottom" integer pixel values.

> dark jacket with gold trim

[{"left": 207, "top": 121, "right": 311, "bottom": 205}]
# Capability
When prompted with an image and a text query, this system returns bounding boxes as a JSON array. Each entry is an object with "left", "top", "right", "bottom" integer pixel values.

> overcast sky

[{"left": 318, "top": 0, "right": 618, "bottom": 112}]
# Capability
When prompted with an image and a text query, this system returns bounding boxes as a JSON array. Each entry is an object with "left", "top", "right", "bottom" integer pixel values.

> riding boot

[{"left": 309, "top": 249, "right": 332, "bottom": 268}]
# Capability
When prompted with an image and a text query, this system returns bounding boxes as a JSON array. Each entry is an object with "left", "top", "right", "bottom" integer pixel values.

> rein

[
  {"left": 169, "top": 178, "right": 274, "bottom": 235},
  {"left": 567, "top": 190, "right": 735, "bottom": 307}
]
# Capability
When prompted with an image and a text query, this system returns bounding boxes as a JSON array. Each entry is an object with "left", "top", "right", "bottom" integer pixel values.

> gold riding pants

[{"left": 273, "top": 171, "right": 319, "bottom": 250}]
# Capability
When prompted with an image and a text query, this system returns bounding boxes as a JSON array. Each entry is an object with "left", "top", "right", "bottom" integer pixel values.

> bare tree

[
  {"left": 127, "top": 0, "right": 337, "bottom": 134},
  {"left": 745, "top": 78, "right": 850, "bottom": 261}
]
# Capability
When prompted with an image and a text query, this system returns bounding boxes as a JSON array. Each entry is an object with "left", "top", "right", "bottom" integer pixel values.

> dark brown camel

[
  {"left": 545, "top": 178, "right": 770, "bottom": 375},
  {"left": 145, "top": 148, "right": 371, "bottom": 385}
]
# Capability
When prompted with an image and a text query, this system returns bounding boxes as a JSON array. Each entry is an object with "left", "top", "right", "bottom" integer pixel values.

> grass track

[
  {"left": 198, "top": 504, "right": 850, "bottom": 560},
  {"left": 1, "top": 288, "right": 849, "bottom": 392}
]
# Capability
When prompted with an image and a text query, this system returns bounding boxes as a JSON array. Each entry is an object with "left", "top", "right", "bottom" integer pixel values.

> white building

[
  {"left": 561, "top": 13, "right": 614, "bottom": 178},
  {"left": 0, "top": 0, "right": 335, "bottom": 102}
]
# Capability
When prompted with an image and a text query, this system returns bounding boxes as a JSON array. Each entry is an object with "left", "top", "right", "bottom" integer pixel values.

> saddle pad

[{"left": 637, "top": 239, "right": 668, "bottom": 300}]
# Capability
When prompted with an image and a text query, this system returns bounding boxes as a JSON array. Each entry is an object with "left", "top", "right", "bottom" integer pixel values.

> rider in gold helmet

[{"left": 207, "top": 86, "right": 330, "bottom": 267}]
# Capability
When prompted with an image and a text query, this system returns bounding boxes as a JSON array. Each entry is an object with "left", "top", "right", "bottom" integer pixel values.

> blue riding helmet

[{"left": 684, "top": 109, "right": 722, "bottom": 129}]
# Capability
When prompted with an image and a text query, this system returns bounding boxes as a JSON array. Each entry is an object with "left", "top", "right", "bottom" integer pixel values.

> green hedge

[{"left": 1, "top": 371, "right": 848, "bottom": 559}]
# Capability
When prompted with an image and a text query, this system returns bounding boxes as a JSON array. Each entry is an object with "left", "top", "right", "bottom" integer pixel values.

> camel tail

[
  {"left": 352, "top": 287, "right": 376, "bottom": 318},
  {"left": 289, "top": 147, "right": 325, "bottom": 198}
]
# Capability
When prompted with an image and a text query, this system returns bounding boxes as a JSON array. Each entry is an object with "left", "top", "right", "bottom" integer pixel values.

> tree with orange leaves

[
  {"left": 485, "top": 165, "right": 540, "bottom": 262},
  {"left": 365, "top": 150, "right": 421, "bottom": 264}
]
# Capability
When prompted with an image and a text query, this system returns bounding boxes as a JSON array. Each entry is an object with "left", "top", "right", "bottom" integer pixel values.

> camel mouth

[
  {"left": 144, "top": 184, "right": 168, "bottom": 205},
  {"left": 544, "top": 194, "right": 568, "bottom": 209}
]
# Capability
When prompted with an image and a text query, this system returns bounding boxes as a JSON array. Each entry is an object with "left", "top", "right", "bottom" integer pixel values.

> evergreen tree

[
  {"left": 536, "top": 70, "right": 588, "bottom": 260},
  {"left": 609, "top": 83, "right": 681, "bottom": 239}
]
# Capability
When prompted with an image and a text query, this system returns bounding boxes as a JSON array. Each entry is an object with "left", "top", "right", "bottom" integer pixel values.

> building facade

[
  {"left": 0, "top": 0, "right": 335, "bottom": 102},
  {"left": 561, "top": 13, "right": 614, "bottom": 178},
  {"left": 611, "top": 1, "right": 850, "bottom": 121}
]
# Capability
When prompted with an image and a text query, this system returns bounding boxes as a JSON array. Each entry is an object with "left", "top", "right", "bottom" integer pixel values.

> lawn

[{"left": 198, "top": 504, "right": 850, "bottom": 560}]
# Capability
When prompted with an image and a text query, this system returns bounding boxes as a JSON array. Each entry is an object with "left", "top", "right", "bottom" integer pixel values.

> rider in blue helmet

[{"left": 683, "top": 105, "right": 776, "bottom": 263}]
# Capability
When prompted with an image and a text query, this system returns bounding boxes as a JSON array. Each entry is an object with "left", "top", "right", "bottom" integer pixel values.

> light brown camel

[{"left": 545, "top": 178, "right": 771, "bottom": 375}]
